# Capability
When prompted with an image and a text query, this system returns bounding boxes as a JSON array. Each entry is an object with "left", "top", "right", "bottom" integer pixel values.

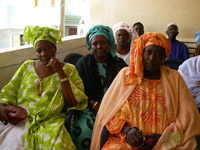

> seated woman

[
  {"left": 0, "top": 26, "right": 88, "bottom": 150},
  {"left": 113, "top": 22, "right": 138, "bottom": 65},
  {"left": 178, "top": 55, "right": 200, "bottom": 112},
  {"left": 91, "top": 33, "right": 200, "bottom": 150},
  {"left": 70, "top": 25, "right": 127, "bottom": 150}
]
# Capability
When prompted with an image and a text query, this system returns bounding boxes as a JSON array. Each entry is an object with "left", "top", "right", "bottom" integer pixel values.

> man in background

[
  {"left": 166, "top": 23, "right": 189, "bottom": 61},
  {"left": 133, "top": 22, "right": 144, "bottom": 36}
]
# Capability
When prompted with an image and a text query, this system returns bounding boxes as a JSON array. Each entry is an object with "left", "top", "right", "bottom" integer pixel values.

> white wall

[{"left": 90, "top": 0, "right": 200, "bottom": 39}]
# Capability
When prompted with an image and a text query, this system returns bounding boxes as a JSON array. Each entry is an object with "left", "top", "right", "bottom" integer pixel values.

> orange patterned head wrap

[{"left": 125, "top": 32, "right": 171, "bottom": 85}]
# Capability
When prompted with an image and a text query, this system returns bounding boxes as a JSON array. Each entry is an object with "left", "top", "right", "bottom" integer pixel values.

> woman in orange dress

[{"left": 91, "top": 33, "right": 200, "bottom": 150}]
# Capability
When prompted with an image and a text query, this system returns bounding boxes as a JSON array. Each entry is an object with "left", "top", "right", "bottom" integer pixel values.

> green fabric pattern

[
  {"left": 23, "top": 26, "right": 63, "bottom": 48},
  {"left": 0, "top": 60, "right": 88, "bottom": 150}
]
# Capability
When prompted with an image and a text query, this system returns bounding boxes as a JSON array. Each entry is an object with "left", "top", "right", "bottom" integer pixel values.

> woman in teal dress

[
  {"left": 70, "top": 25, "right": 127, "bottom": 150},
  {"left": 0, "top": 26, "right": 88, "bottom": 150}
]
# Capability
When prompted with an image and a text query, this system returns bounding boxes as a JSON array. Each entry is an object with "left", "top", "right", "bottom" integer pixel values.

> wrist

[
  {"left": 93, "top": 102, "right": 98, "bottom": 109},
  {"left": 122, "top": 124, "right": 132, "bottom": 135},
  {"left": 57, "top": 69, "right": 66, "bottom": 78}
]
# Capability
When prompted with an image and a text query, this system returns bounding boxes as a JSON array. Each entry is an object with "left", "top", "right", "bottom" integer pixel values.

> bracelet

[
  {"left": 93, "top": 102, "right": 98, "bottom": 109},
  {"left": 60, "top": 77, "right": 68, "bottom": 83}
]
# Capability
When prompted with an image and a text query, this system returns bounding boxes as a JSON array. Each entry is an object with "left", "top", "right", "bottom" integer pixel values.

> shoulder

[
  {"left": 20, "top": 60, "right": 33, "bottom": 69},
  {"left": 76, "top": 54, "right": 94, "bottom": 69},
  {"left": 176, "top": 40, "right": 188, "bottom": 48},
  {"left": 110, "top": 55, "right": 128, "bottom": 67},
  {"left": 161, "top": 66, "right": 181, "bottom": 78},
  {"left": 63, "top": 63, "right": 76, "bottom": 71},
  {"left": 178, "top": 56, "right": 200, "bottom": 74}
]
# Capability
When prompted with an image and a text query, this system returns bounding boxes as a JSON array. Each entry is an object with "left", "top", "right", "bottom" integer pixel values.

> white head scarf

[
  {"left": 167, "top": 23, "right": 178, "bottom": 29},
  {"left": 112, "top": 22, "right": 138, "bottom": 45}
]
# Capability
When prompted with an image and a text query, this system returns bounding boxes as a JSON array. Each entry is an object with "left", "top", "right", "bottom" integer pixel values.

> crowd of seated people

[{"left": 0, "top": 22, "right": 200, "bottom": 150}]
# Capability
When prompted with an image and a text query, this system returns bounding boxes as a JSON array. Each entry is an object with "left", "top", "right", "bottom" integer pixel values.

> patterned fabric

[
  {"left": 85, "top": 25, "right": 116, "bottom": 58},
  {"left": 91, "top": 67, "right": 200, "bottom": 150},
  {"left": 23, "top": 26, "right": 63, "bottom": 48},
  {"left": 126, "top": 33, "right": 171, "bottom": 85},
  {"left": 103, "top": 79, "right": 168, "bottom": 149},
  {"left": 112, "top": 22, "right": 138, "bottom": 44},
  {"left": 0, "top": 60, "right": 88, "bottom": 150}
]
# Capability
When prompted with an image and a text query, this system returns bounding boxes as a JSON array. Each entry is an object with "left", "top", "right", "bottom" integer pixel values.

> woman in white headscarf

[{"left": 113, "top": 22, "right": 138, "bottom": 65}]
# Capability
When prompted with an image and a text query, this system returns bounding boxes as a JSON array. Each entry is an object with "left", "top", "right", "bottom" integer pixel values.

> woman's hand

[
  {"left": 0, "top": 105, "right": 15, "bottom": 125},
  {"left": 138, "top": 134, "right": 161, "bottom": 150},
  {"left": 47, "top": 57, "right": 64, "bottom": 74},
  {"left": 124, "top": 126, "right": 144, "bottom": 147}
]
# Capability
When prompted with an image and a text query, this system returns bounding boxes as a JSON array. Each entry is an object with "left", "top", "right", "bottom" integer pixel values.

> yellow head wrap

[{"left": 23, "top": 26, "right": 63, "bottom": 48}]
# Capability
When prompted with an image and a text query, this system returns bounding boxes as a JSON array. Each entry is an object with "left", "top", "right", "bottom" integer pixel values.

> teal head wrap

[
  {"left": 86, "top": 25, "right": 116, "bottom": 57},
  {"left": 23, "top": 26, "right": 63, "bottom": 48}
]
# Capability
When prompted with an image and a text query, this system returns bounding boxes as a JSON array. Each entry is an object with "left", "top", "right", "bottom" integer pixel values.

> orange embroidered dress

[{"left": 103, "top": 78, "right": 168, "bottom": 150}]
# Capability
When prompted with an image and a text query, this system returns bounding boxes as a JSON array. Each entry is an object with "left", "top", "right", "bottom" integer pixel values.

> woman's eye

[{"left": 36, "top": 49, "right": 41, "bottom": 53}]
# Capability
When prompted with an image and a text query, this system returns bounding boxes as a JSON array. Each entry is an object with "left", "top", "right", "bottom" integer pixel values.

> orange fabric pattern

[
  {"left": 103, "top": 78, "right": 168, "bottom": 149},
  {"left": 125, "top": 33, "right": 171, "bottom": 85}
]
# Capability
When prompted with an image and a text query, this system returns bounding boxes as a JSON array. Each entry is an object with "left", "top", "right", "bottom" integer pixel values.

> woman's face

[
  {"left": 116, "top": 29, "right": 130, "bottom": 45},
  {"left": 143, "top": 45, "right": 166, "bottom": 74},
  {"left": 35, "top": 40, "right": 56, "bottom": 65},
  {"left": 90, "top": 35, "right": 110, "bottom": 62}
]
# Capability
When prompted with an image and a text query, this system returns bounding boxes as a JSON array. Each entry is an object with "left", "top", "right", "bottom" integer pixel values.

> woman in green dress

[{"left": 0, "top": 26, "right": 88, "bottom": 150}]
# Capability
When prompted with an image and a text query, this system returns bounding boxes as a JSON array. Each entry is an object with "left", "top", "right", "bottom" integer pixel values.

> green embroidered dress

[{"left": 0, "top": 60, "right": 88, "bottom": 150}]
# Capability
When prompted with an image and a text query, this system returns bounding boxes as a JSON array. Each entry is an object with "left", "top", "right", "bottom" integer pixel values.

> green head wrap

[
  {"left": 23, "top": 26, "right": 63, "bottom": 48},
  {"left": 85, "top": 25, "right": 116, "bottom": 57}
]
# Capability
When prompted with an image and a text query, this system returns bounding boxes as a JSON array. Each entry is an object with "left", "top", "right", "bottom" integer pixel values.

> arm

[
  {"left": 48, "top": 57, "right": 77, "bottom": 106},
  {"left": 0, "top": 61, "right": 28, "bottom": 124}
]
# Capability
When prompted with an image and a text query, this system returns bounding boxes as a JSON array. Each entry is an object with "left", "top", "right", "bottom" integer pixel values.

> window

[{"left": 0, "top": 0, "right": 90, "bottom": 49}]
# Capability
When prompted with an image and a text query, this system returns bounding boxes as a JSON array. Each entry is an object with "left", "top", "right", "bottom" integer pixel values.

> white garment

[
  {"left": 116, "top": 51, "right": 130, "bottom": 66},
  {"left": 0, "top": 119, "right": 28, "bottom": 150},
  {"left": 178, "top": 55, "right": 200, "bottom": 107}
]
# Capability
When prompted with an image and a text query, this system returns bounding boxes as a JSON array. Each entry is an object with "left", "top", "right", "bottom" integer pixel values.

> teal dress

[{"left": 70, "top": 54, "right": 127, "bottom": 150}]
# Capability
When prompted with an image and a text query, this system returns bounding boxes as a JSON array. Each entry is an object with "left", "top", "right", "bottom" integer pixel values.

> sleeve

[
  {"left": 106, "top": 101, "right": 132, "bottom": 134},
  {"left": 63, "top": 63, "right": 88, "bottom": 111},
  {"left": 0, "top": 61, "right": 27, "bottom": 105},
  {"left": 154, "top": 74, "right": 200, "bottom": 150}
]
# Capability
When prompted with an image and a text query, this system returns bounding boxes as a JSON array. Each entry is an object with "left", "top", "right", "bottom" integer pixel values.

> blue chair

[{"left": 64, "top": 53, "right": 83, "bottom": 65}]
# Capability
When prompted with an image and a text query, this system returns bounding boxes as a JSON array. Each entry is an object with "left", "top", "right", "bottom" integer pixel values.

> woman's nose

[
  {"left": 149, "top": 53, "right": 155, "bottom": 60},
  {"left": 97, "top": 43, "right": 102, "bottom": 48},
  {"left": 41, "top": 50, "right": 47, "bottom": 56}
]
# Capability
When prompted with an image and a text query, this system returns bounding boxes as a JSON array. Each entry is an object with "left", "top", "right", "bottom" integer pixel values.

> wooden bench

[{"left": 178, "top": 38, "right": 196, "bottom": 58}]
